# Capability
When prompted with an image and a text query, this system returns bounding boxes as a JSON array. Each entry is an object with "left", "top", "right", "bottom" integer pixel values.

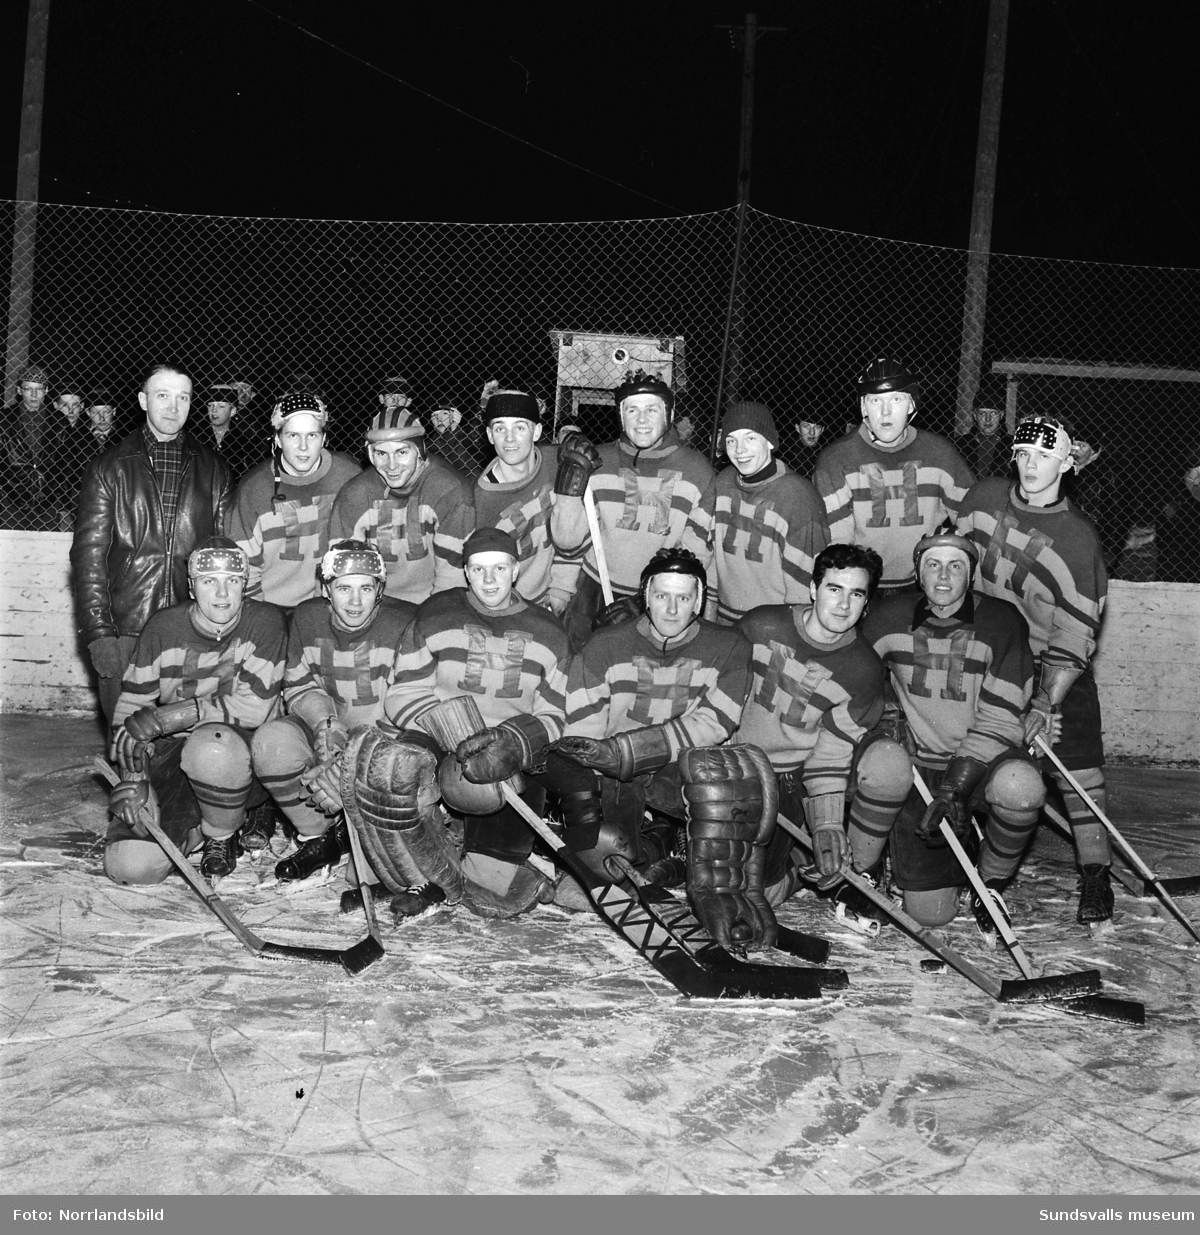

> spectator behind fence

[
  {"left": 966, "top": 400, "right": 1011, "bottom": 479},
  {"left": 86, "top": 394, "right": 120, "bottom": 449},
  {"left": 1, "top": 363, "right": 55, "bottom": 529},
  {"left": 779, "top": 410, "right": 826, "bottom": 477},
  {"left": 71, "top": 363, "right": 234, "bottom": 725},
  {"left": 1113, "top": 514, "right": 1159, "bottom": 582},
  {"left": 427, "top": 396, "right": 485, "bottom": 476},
  {"left": 1157, "top": 465, "right": 1200, "bottom": 583},
  {"left": 50, "top": 381, "right": 99, "bottom": 531},
  {"left": 197, "top": 382, "right": 263, "bottom": 482}
]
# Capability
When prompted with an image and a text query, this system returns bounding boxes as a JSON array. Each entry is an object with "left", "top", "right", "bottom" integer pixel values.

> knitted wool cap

[
  {"left": 722, "top": 400, "right": 778, "bottom": 448},
  {"left": 482, "top": 387, "right": 541, "bottom": 425},
  {"left": 463, "top": 527, "right": 519, "bottom": 561}
]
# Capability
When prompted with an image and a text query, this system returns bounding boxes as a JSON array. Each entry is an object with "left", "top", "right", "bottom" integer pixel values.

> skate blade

[
  {"left": 276, "top": 864, "right": 337, "bottom": 896},
  {"left": 835, "top": 901, "right": 881, "bottom": 938}
]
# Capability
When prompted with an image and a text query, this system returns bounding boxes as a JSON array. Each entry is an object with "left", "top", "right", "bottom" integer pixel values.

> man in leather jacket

[{"left": 70, "top": 362, "right": 233, "bottom": 724}]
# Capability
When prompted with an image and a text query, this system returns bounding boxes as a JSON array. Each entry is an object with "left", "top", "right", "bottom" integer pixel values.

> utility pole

[
  {"left": 712, "top": 13, "right": 786, "bottom": 464},
  {"left": 6, "top": 0, "right": 51, "bottom": 401},
  {"left": 954, "top": 0, "right": 1010, "bottom": 438}
]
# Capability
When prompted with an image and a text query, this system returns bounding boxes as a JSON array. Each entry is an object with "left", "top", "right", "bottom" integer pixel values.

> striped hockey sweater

[
  {"left": 113, "top": 599, "right": 287, "bottom": 733},
  {"left": 813, "top": 425, "right": 975, "bottom": 588},
  {"left": 550, "top": 427, "right": 716, "bottom": 596},
  {"left": 227, "top": 451, "right": 363, "bottom": 608},
  {"left": 956, "top": 478, "right": 1107, "bottom": 671},
  {"left": 862, "top": 591, "right": 1034, "bottom": 770},
  {"left": 711, "top": 463, "right": 830, "bottom": 623},
  {"left": 283, "top": 595, "right": 417, "bottom": 731},
  {"left": 328, "top": 458, "right": 476, "bottom": 604},
  {"left": 734, "top": 605, "right": 885, "bottom": 795},
  {"left": 474, "top": 443, "right": 580, "bottom": 608},
  {"left": 563, "top": 615, "right": 751, "bottom": 756},
  {"left": 385, "top": 588, "right": 570, "bottom": 753}
]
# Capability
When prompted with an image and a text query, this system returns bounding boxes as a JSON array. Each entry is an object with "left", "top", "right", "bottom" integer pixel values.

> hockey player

[
  {"left": 365, "top": 527, "right": 569, "bottom": 918},
  {"left": 550, "top": 371, "right": 716, "bottom": 651},
  {"left": 545, "top": 548, "right": 774, "bottom": 948},
  {"left": 473, "top": 383, "right": 579, "bottom": 615},
  {"left": 832, "top": 524, "right": 1046, "bottom": 934},
  {"left": 105, "top": 537, "right": 287, "bottom": 885},
  {"left": 250, "top": 540, "right": 416, "bottom": 883},
  {"left": 226, "top": 391, "right": 362, "bottom": 610},
  {"left": 956, "top": 415, "right": 1113, "bottom": 924},
  {"left": 327, "top": 405, "right": 476, "bottom": 604},
  {"left": 710, "top": 399, "right": 829, "bottom": 624},
  {"left": 813, "top": 356, "right": 975, "bottom": 595},
  {"left": 733, "top": 542, "right": 886, "bottom": 904}
]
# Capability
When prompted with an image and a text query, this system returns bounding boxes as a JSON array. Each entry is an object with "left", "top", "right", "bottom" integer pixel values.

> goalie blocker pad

[{"left": 342, "top": 727, "right": 465, "bottom": 901}]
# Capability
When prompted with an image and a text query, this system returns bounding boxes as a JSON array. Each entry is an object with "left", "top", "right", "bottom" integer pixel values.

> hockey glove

[
  {"left": 554, "top": 727, "right": 671, "bottom": 782},
  {"left": 301, "top": 755, "right": 344, "bottom": 816},
  {"left": 111, "top": 727, "right": 147, "bottom": 775},
  {"left": 915, "top": 757, "right": 987, "bottom": 846},
  {"left": 592, "top": 595, "right": 641, "bottom": 630},
  {"left": 124, "top": 697, "right": 201, "bottom": 743},
  {"left": 553, "top": 432, "right": 602, "bottom": 497},
  {"left": 109, "top": 778, "right": 152, "bottom": 838},
  {"left": 313, "top": 716, "right": 350, "bottom": 765},
  {"left": 804, "top": 792, "right": 848, "bottom": 890},
  {"left": 457, "top": 724, "right": 526, "bottom": 784},
  {"left": 1023, "top": 695, "right": 1062, "bottom": 747}
]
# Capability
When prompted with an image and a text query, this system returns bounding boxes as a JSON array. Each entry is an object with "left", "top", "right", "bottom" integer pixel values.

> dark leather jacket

[{"left": 71, "top": 426, "right": 233, "bottom": 642}]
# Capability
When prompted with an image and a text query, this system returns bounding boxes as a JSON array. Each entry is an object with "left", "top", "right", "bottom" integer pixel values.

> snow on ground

[{"left": 2, "top": 714, "right": 1198, "bottom": 1195}]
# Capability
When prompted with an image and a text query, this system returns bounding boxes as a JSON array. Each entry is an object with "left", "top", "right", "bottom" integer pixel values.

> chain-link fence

[{"left": 3, "top": 200, "right": 1199, "bottom": 580}]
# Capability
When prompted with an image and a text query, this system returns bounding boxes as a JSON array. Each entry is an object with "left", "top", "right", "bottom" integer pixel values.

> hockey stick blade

[
  {"left": 1046, "top": 995, "right": 1146, "bottom": 1025},
  {"left": 1142, "top": 875, "right": 1200, "bottom": 899},
  {"left": 94, "top": 758, "right": 381, "bottom": 976}
]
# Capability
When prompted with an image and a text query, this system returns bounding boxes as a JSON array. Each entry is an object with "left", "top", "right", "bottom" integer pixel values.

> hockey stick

[
  {"left": 910, "top": 768, "right": 1038, "bottom": 978},
  {"left": 1033, "top": 735, "right": 1200, "bottom": 945},
  {"left": 583, "top": 485, "right": 615, "bottom": 606},
  {"left": 94, "top": 758, "right": 383, "bottom": 975},
  {"left": 499, "top": 783, "right": 829, "bottom": 1000},
  {"left": 343, "top": 809, "right": 384, "bottom": 951},
  {"left": 771, "top": 810, "right": 1148, "bottom": 1024},
  {"left": 1040, "top": 798, "right": 1199, "bottom": 899}
]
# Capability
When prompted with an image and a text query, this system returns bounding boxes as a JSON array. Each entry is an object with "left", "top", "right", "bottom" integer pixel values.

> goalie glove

[
  {"left": 553, "top": 432, "right": 602, "bottom": 497},
  {"left": 915, "top": 757, "right": 987, "bottom": 847}
]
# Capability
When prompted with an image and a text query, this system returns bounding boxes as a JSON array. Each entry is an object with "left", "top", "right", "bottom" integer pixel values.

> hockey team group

[{"left": 75, "top": 353, "right": 1120, "bottom": 969}]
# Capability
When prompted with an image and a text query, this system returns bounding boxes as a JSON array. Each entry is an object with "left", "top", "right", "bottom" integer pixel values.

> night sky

[{"left": 4, "top": 0, "right": 1199, "bottom": 267}]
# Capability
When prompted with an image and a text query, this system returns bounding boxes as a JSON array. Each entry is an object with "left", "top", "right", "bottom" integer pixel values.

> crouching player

[
  {"left": 105, "top": 538, "right": 287, "bottom": 885},
  {"left": 837, "top": 524, "right": 1046, "bottom": 934},
  {"left": 529, "top": 548, "right": 776, "bottom": 950},
  {"left": 349, "top": 528, "right": 570, "bottom": 920},
  {"left": 249, "top": 540, "right": 416, "bottom": 884},
  {"left": 732, "top": 543, "right": 887, "bottom": 905}
]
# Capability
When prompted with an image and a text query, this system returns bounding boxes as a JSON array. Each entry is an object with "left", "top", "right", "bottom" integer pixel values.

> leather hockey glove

[
  {"left": 915, "top": 757, "right": 987, "bottom": 847},
  {"left": 1023, "top": 663, "right": 1080, "bottom": 748},
  {"left": 109, "top": 778, "right": 152, "bottom": 838},
  {"left": 457, "top": 723, "right": 526, "bottom": 784},
  {"left": 592, "top": 595, "right": 641, "bottom": 630},
  {"left": 111, "top": 727, "right": 147, "bottom": 775},
  {"left": 313, "top": 716, "right": 350, "bottom": 765},
  {"left": 302, "top": 755, "right": 344, "bottom": 816},
  {"left": 553, "top": 432, "right": 602, "bottom": 497},
  {"left": 804, "top": 792, "right": 848, "bottom": 890},
  {"left": 553, "top": 726, "right": 671, "bottom": 782},
  {"left": 124, "top": 697, "right": 201, "bottom": 744}
]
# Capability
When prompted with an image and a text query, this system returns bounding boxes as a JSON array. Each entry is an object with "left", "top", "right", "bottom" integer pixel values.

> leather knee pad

[
  {"left": 985, "top": 758, "right": 1046, "bottom": 814},
  {"left": 181, "top": 723, "right": 252, "bottom": 788},
  {"left": 856, "top": 737, "right": 914, "bottom": 799},
  {"left": 904, "top": 885, "right": 959, "bottom": 928}
]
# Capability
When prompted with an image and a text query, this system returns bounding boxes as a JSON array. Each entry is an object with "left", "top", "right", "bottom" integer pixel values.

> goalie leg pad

[
  {"left": 342, "top": 727, "right": 464, "bottom": 901},
  {"left": 679, "top": 744, "right": 779, "bottom": 950}
]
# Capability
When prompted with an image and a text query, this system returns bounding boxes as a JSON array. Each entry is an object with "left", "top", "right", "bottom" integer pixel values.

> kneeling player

[
  {"left": 105, "top": 538, "right": 287, "bottom": 885},
  {"left": 838, "top": 524, "right": 1046, "bottom": 932},
  {"left": 250, "top": 540, "right": 416, "bottom": 884}
]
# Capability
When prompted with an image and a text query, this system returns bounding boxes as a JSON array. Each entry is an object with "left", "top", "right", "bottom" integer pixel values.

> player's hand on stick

[
  {"left": 456, "top": 726, "right": 524, "bottom": 784},
  {"left": 553, "top": 433, "right": 602, "bottom": 497},
  {"left": 301, "top": 756, "right": 344, "bottom": 815}
]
